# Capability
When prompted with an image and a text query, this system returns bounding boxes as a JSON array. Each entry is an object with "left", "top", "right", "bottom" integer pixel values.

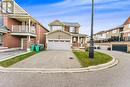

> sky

[{"left": 15, "top": 0, "right": 130, "bottom": 35}]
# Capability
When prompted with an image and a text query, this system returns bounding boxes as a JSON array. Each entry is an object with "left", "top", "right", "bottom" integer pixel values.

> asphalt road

[{"left": 0, "top": 50, "right": 130, "bottom": 87}]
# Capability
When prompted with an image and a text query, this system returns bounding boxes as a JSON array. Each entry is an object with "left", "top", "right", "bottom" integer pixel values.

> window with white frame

[
  {"left": 52, "top": 26, "right": 63, "bottom": 31},
  {"left": 112, "top": 30, "right": 116, "bottom": 34},
  {"left": 73, "top": 37, "right": 76, "bottom": 42},
  {"left": 128, "top": 33, "right": 130, "bottom": 36},
  {"left": 1, "top": 1, "right": 14, "bottom": 13},
  {"left": 69, "top": 27, "right": 75, "bottom": 33},
  {"left": 128, "top": 24, "right": 130, "bottom": 28}
]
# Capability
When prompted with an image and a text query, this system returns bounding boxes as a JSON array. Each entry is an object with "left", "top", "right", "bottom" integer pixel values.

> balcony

[{"left": 11, "top": 25, "right": 36, "bottom": 37}]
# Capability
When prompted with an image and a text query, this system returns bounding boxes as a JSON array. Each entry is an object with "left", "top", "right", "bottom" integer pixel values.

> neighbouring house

[
  {"left": 94, "top": 16, "right": 130, "bottom": 52},
  {"left": 0, "top": 0, "right": 49, "bottom": 51},
  {"left": 122, "top": 16, "right": 130, "bottom": 41},
  {"left": 46, "top": 20, "right": 88, "bottom": 50},
  {"left": 94, "top": 25, "right": 123, "bottom": 43}
]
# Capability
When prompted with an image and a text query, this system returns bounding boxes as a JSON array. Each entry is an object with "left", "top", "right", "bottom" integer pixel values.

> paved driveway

[
  {"left": 10, "top": 51, "right": 81, "bottom": 68},
  {"left": 0, "top": 50, "right": 26, "bottom": 61}
]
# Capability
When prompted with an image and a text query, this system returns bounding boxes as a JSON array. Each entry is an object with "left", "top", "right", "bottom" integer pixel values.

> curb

[{"left": 0, "top": 57, "right": 118, "bottom": 73}]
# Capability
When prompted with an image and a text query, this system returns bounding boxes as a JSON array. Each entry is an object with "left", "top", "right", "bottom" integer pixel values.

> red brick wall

[
  {"left": 3, "top": 33, "right": 21, "bottom": 48},
  {"left": 2, "top": 16, "right": 22, "bottom": 48},
  {"left": 36, "top": 24, "right": 48, "bottom": 44},
  {"left": 64, "top": 26, "right": 69, "bottom": 32},
  {"left": 5, "top": 17, "right": 21, "bottom": 30}
]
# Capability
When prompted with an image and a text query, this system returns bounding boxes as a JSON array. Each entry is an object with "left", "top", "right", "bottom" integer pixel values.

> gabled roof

[
  {"left": 49, "top": 20, "right": 64, "bottom": 26},
  {"left": 62, "top": 22, "right": 80, "bottom": 27},
  {"left": 49, "top": 20, "right": 80, "bottom": 27},
  {"left": 0, "top": 0, "right": 49, "bottom": 32},
  {"left": 123, "top": 16, "right": 130, "bottom": 25},
  {"left": 46, "top": 30, "right": 72, "bottom": 36}
]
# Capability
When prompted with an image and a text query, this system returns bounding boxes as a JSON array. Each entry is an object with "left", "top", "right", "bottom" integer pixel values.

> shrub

[
  {"left": 107, "top": 47, "right": 111, "bottom": 50},
  {"left": 97, "top": 47, "right": 100, "bottom": 49}
]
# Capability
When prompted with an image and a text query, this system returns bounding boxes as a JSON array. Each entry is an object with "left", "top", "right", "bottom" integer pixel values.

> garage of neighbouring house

[
  {"left": 111, "top": 42, "right": 130, "bottom": 52},
  {"left": 112, "top": 44, "right": 128, "bottom": 52},
  {"left": 46, "top": 30, "right": 72, "bottom": 50}
]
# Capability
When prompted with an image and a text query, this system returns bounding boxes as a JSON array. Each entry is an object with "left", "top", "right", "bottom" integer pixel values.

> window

[
  {"left": 128, "top": 33, "right": 130, "bottom": 36},
  {"left": 69, "top": 27, "right": 75, "bottom": 33},
  {"left": 0, "top": 16, "right": 3, "bottom": 27},
  {"left": 112, "top": 30, "right": 116, "bottom": 34},
  {"left": 1, "top": 1, "right": 14, "bottom": 14},
  {"left": 128, "top": 24, "right": 130, "bottom": 28},
  {"left": 73, "top": 37, "right": 76, "bottom": 42},
  {"left": 52, "top": 26, "right": 63, "bottom": 31}
]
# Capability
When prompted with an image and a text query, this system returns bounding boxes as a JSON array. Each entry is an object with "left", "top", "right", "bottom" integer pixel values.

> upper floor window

[
  {"left": 69, "top": 27, "right": 76, "bottom": 33},
  {"left": 128, "top": 33, "right": 130, "bottom": 36},
  {"left": 112, "top": 30, "right": 116, "bottom": 34},
  {"left": 128, "top": 24, "right": 130, "bottom": 28},
  {"left": 52, "top": 26, "right": 63, "bottom": 31},
  {"left": 1, "top": 1, "right": 14, "bottom": 14}
]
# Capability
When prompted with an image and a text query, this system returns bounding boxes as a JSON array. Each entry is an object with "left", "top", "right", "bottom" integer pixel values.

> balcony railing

[{"left": 12, "top": 25, "right": 36, "bottom": 34}]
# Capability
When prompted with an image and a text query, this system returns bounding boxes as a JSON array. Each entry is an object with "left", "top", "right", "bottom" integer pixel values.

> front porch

[{"left": 71, "top": 34, "right": 87, "bottom": 49}]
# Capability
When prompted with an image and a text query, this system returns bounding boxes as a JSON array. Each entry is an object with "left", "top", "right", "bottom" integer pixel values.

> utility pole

[{"left": 89, "top": 0, "right": 94, "bottom": 59}]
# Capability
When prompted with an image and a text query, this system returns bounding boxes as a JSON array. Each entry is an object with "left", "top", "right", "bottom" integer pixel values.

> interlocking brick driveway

[{"left": 10, "top": 51, "right": 81, "bottom": 68}]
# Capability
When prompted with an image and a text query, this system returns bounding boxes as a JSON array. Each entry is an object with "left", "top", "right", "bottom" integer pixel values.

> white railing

[{"left": 12, "top": 25, "right": 36, "bottom": 34}]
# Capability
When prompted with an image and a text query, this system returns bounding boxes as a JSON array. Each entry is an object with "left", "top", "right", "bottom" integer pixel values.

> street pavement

[
  {"left": 10, "top": 51, "right": 81, "bottom": 68},
  {"left": 0, "top": 50, "right": 130, "bottom": 87}
]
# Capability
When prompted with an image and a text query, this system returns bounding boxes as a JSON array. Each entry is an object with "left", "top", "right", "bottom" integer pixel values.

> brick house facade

[{"left": 0, "top": 0, "right": 49, "bottom": 51}]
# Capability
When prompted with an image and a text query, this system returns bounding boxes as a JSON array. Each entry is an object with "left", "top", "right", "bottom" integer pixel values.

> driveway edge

[{"left": 0, "top": 57, "right": 118, "bottom": 73}]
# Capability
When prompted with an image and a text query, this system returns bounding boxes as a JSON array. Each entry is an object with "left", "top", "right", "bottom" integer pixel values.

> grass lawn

[
  {"left": 73, "top": 51, "right": 112, "bottom": 67},
  {"left": 0, "top": 52, "right": 36, "bottom": 67}
]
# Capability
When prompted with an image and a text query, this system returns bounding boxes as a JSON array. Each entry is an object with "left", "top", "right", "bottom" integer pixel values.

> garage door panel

[
  {"left": 112, "top": 44, "right": 127, "bottom": 52},
  {"left": 47, "top": 40, "right": 71, "bottom": 50}
]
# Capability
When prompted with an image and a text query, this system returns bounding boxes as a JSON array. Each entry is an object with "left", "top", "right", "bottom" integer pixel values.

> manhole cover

[{"left": 69, "top": 57, "right": 74, "bottom": 59}]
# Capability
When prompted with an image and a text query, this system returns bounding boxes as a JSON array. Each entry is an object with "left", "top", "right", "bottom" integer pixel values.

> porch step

[{"left": 0, "top": 47, "right": 21, "bottom": 52}]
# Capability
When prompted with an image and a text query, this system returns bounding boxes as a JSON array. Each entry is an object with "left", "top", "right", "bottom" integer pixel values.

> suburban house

[
  {"left": 46, "top": 20, "right": 88, "bottom": 50},
  {"left": 0, "top": 0, "right": 49, "bottom": 51},
  {"left": 94, "top": 25, "right": 123, "bottom": 43},
  {"left": 94, "top": 17, "right": 130, "bottom": 52}
]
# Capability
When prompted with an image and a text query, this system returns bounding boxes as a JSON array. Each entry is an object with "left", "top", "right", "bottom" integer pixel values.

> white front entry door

[{"left": 47, "top": 39, "right": 71, "bottom": 50}]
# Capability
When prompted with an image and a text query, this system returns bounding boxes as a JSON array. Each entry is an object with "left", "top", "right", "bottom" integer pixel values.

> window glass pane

[
  {"left": 0, "top": 16, "right": 3, "bottom": 26},
  {"left": 70, "top": 27, "right": 75, "bottom": 32},
  {"left": 52, "top": 26, "right": 62, "bottom": 31}
]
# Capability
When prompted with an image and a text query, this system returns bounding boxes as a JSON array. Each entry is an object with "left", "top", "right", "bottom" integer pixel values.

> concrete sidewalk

[
  {"left": 0, "top": 50, "right": 26, "bottom": 61},
  {"left": 10, "top": 51, "right": 81, "bottom": 69}
]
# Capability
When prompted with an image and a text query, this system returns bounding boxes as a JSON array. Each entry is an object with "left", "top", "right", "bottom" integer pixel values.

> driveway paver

[{"left": 10, "top": 51, "right": 81, "bottom": 68}]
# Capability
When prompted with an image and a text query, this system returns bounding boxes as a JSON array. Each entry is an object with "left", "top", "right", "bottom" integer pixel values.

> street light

[{"left": 89, "top": 0, "right": 94, "bottom": 59}]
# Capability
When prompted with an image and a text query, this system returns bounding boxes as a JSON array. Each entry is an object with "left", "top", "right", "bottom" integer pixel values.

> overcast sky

[{"left": 15, "top": 0, "right": 130, "bottom": 35}]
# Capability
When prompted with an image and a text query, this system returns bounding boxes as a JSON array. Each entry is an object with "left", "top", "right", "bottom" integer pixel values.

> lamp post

[{"left": 89, "top": 0, "right": 94, "bottom": 59}]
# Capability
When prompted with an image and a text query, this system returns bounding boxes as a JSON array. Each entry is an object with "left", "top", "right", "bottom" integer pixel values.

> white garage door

[{"left": 47, "top": 39, "right": 71, "bottom": 50}]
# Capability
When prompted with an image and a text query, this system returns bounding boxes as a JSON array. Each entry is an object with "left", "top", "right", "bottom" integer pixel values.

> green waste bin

[
  {"left": 35, "top": 45, "right": 40, "bottom": 52},
  {"left": 31, "top": 44, "right": 35, "bottom": 51},
  {"left": 39, "top": 44, "right": 44, "bottom": 51}
]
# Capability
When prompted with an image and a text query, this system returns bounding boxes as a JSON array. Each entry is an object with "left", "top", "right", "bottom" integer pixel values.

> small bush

[
  {"left": 107, "top": 47, "right": 111, "bottom": 50},
  {"left": 97, "top": 47, "right": 100, "bottom": 49},
  {"left": 85, "top": 47, "right": 89, "bottom": 51}
]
